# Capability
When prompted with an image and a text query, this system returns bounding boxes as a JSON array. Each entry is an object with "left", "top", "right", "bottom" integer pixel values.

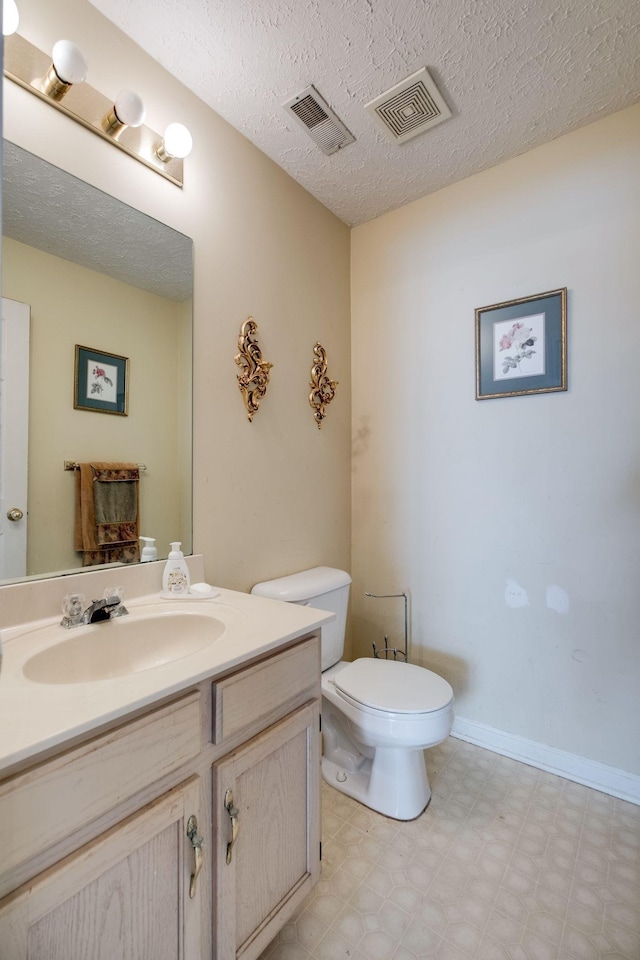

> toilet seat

[{"left": 333, "top": 658, "right": 453, "bottom": 716}]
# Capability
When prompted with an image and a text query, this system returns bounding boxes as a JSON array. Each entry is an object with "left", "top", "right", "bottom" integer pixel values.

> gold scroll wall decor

[
  {"left": 235, "top": 317, "right": 273, "bottom": 422},
  {"left": 309, "top": 342, "right": 338, "bottom": 429}
]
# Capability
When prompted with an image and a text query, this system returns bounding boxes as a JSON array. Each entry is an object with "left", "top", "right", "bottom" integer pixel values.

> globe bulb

[
  {"left": 114, "top": 90, "right": 146, "bottom": 128},
  {"left": 2, "top": 0, "right": 19, "bottom": 36},
  {"left": 51, "top": 39, "right": 88, "bottom": 85},
  {"left": 162, "top": 123, "right": 193, "bottom": 160}
]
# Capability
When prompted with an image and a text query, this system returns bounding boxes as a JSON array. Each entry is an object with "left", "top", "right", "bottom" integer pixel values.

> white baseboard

[{"left": 451, "top": 716, "right": 640, "bottom": 806}]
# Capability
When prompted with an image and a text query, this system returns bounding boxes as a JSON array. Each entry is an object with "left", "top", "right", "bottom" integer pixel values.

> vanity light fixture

[
  {"left": 2, "top": 0, "right": 19, "bottom": 36},
  {"left": 4, "top": 31, "right": 191, "bottom": 187}
]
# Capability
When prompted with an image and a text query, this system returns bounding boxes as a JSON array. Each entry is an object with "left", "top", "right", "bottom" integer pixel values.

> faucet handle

[
  {"left": 61, "top": 593, "right": 86, "bottom": 628},
  {"left": 62, "top": 593, "right": 85, "bottom": 618},
  {"left": 103, "top": 585, "right": 124, "bottom": 602},
  {"left": 103, "top": 585, "right": 128, "bottom": 618}
]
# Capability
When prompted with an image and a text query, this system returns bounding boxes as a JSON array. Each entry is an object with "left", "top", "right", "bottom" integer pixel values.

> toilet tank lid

[{"left": 251, "top": 566, "right": 351, "bottom": 602}]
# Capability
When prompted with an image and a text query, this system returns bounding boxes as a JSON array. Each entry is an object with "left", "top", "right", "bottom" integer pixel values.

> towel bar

[{"left": 64, "top": 461, "right": 147, "bottom": 472}]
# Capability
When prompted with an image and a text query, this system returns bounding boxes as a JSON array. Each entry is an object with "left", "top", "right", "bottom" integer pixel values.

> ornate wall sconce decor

[
  {"left": 309, "top": 342, "right": 338, "bottom": 429},
  {"left": 3, "top": 31, "right": 192, "bottom": 187},
  {"left": 235, "top": 318, "right": 273, "bottom": 422}
]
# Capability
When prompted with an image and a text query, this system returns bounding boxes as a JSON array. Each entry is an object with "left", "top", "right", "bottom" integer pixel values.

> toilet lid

[{"left": 334, "top": 658, "right": 453, "bottom": 714}]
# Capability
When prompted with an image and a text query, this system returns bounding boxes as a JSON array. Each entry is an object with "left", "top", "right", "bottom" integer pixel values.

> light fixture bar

[{"left": 4, "top": 33, "right": 185, "bottom": 187}]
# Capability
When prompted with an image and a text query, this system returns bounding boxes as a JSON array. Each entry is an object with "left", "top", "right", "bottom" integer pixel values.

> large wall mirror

[{"left": 1, "top": 140, "right": 193, "bottom": 585}]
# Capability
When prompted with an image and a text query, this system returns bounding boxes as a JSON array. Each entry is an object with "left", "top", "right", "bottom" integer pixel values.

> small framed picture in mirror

[{"left": 74, "top": 345, "right": 129, "bottom": 415}]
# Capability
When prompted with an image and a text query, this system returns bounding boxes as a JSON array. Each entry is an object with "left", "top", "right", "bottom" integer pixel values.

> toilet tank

[{"left": 251, "top": 566, "right": 351, "bottom": 671}]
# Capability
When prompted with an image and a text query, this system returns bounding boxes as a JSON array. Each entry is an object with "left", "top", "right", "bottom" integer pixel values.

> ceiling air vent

[
  {"left": 284, "top": 85, "right": 355, "bottom": 156},
  {"left": 366, "top": 67, "right": 451, "bottom": 145}
]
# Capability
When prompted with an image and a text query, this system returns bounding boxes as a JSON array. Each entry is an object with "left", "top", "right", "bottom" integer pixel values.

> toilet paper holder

[{"left": 364, "top": 590, "right": 408, "bottom": 662}]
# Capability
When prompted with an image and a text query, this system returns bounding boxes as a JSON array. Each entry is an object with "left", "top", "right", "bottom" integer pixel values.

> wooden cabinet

[
  {"left": 0, "top": 777, "right": 203, "bottom": 960},
  {"left": 213, "top": 702, "right": 320, "bottom": 960},
  {"left": 0, "top": 692, "right": 201, "bottom": 889},
  {"left": 0, "top": 635, "right": 321, "bottom": 960}
]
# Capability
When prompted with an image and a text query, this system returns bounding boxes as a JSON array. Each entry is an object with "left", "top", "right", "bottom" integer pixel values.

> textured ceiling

[
  {"left": 3, "top": 141, "right": 193, "bottom": 301},
  {"left": 89, "top": 0, "right": 640, "bottom": 226}
]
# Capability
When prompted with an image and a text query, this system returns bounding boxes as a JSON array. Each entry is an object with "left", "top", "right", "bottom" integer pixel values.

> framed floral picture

[
  {"left": 74, "top": 345, "right": 129, "bottom": 415},
  {"left": 475, "top": 288, "right": 567, "bottom": 400}
]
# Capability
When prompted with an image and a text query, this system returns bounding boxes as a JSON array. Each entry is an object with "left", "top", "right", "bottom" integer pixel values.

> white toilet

[{"left": 251, "top": 567, "right": 454, "bottom": 820}]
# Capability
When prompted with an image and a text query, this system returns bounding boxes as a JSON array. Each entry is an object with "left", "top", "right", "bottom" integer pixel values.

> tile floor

[{"left": 260, "top": 737, "right": 640, "bottom": 960}]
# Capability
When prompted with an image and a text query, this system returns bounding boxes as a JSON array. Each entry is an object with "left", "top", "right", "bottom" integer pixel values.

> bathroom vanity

[{"left": 0, "top": 585, "right": 331, "bottom": 960}]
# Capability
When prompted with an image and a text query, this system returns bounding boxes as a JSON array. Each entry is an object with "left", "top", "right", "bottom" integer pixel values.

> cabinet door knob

[
  {"left": 7, "top": 507, "right": 23, "bottom": 522},
  {"left": 224, "top": 789, "right": 240, "bottom": 865},
  {"left": 186, "top": 815, "right": 204, "bottom": 899}
]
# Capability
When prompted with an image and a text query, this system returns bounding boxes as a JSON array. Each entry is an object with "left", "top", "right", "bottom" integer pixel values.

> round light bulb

[
  {"left": 162, "top": 123, "right": 193, "bottom": 160},
  {"left": 51, "top": 39, "right": 88, "bottom": 85},
  {"left": 2, "top": 0, "right": 19, "bottom": 36},
  {"left": 114, "top": 90, "right": 146, "bottom": 128}
]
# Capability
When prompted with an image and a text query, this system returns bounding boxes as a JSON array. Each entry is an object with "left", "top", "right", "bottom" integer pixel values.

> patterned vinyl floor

[{"left": 260, "top": 736, "right": 640, "bottom": 960}]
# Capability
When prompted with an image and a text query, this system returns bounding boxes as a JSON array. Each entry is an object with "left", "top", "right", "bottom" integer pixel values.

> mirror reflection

[{"left": 1, "top": 140, "right": 193, "bottom": 585}]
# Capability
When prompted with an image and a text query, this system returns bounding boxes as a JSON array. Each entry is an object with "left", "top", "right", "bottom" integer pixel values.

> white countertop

[{"left": 0, "top": 588, "right": 332, "bottom": 776}]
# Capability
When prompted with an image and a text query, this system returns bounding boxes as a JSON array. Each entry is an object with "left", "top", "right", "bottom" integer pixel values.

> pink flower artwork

[
  {"left": 498, "top": 321, "right": 537, "bottom": 375},
  {"left": 90, "top": 363, "right": 114, "bottom": 396}
]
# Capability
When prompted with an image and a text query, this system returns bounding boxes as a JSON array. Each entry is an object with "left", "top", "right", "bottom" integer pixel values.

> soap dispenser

[
  {"left": 139, "top": 537, "right": 157, "bottom": 562},
  {"left": 162, "top": 542, "right": 190, "bottom": 595}
]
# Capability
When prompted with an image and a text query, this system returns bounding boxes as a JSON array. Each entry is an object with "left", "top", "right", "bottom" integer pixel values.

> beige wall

[
  {"left": 351, "top": 104, "right": 640, "bottom": 776},
  {"left": 3, "top": 0, "right": 351, "bottom": 591},
  {"left": 2, "top": 237, "right": 189, "bottom": 575}
]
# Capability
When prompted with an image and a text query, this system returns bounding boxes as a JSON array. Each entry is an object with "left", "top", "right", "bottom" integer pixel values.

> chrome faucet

[
  {"left": 83, "top": 595, "right": 127, "bottom": 624},
  {"left": 61, "top": 590, "right": 128, "bottom": 628}
]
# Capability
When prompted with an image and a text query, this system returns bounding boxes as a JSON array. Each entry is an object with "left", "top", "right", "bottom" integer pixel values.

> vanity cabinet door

[
  {"left": 0, "top": 776, "right": 204, "bottom": 960},
  {"left": 212, "top": 701, "right": 321, "bottom": 960}
]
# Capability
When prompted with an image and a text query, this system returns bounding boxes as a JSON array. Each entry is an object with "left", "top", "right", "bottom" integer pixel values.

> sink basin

[{"left": 22, "top": 609, "right": 227, "bottom": 684}]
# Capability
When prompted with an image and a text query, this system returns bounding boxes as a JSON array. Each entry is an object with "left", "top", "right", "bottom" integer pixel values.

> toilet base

[{"left": 322, "top": 747, "right": 431, "bottom": 821}]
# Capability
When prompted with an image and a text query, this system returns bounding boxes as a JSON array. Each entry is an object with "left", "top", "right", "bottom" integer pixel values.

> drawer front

[
  {"left": 0, "top": 691, "right": 201, "bottom": 879},
  {"left": 212, "top": 636, "right": 319, "bottom": 744}
]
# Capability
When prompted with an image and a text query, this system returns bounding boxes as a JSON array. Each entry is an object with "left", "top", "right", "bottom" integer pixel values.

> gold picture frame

[
  {"left": 74, "top": 344, "right": 129, "bottom": 415},
  {"left": 475, "top": 288, "right": 567, "bottom": 400}
]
